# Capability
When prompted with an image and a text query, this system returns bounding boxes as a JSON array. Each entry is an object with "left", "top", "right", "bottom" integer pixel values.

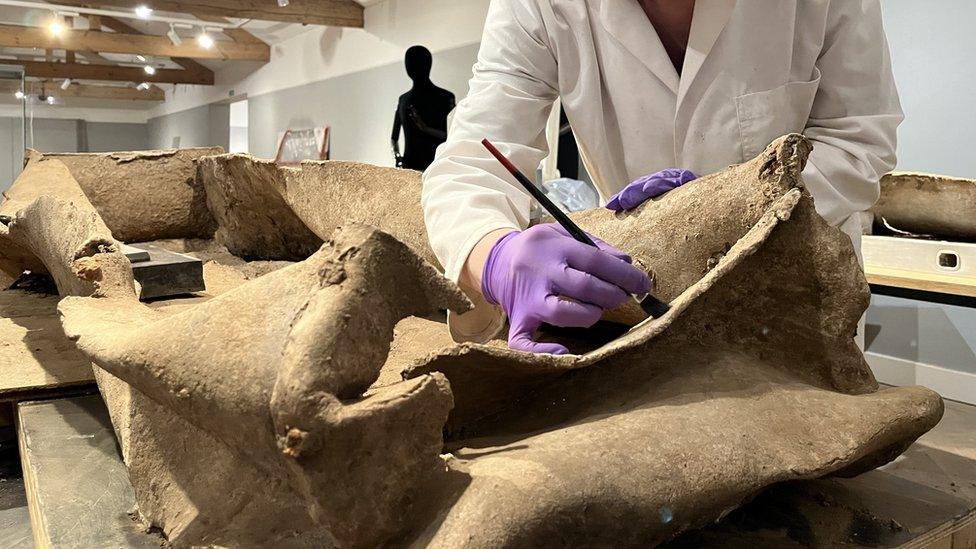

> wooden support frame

[
  {"left": 0, "top": 23, "right": 269, "bottom": 61},
  {"left": 0, "top": 79, "right": 165, "bottom": 101},
  {"left": 12, "top": 60, "right": 212, "bottom": 85},
  {"left": 97, "top": 16, "right": 217, "bottom": 80},
  {"left": 55, "top": 0, "right": 365, "bottom": 27}
]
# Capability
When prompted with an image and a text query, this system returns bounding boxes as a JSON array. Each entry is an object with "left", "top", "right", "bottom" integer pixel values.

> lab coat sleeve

[
  {"left": 801, "top": 0, "right": 904, "bottom": 227},
  {"left": 421, "top": 0, "right": 559, "bottom": 284}
]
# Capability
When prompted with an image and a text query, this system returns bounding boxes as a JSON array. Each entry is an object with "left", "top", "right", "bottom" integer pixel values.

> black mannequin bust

[{"left": 391, "top": 45, "right": 456, "bottom": 171}]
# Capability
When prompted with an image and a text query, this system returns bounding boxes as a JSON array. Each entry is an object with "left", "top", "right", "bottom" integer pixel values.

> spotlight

[
  {"left": 134, "top": 5, "right": 153, "bottom": 19},
  {"left": 14, "top": 90, "right": 24, "bottom": 100},
  {"left": 144, "top": 65, "right": 156, "bottom": 75},
  {"left": 136, "top": 54, "right": 147, "bottom": 62},
  {"left": 137, "top": 82, "right": 151, "bottom": 90},
  {"left": 46, "top": 95, "right": 55, "bottom": 105},
  {"left": 197, "top": 31, "right": 214, "bottom": 49},
  {"left": 60, "top": 78, "right": 71, "bottom": 90},
  {"left": 277, "top": 0, "right": 290, "bottom": 6},
  {"left": 48, "top": 17, "right": 65, "bottom": 36},
  {"left": 167, "top": 25, "right": 182, "bottom": 46}
]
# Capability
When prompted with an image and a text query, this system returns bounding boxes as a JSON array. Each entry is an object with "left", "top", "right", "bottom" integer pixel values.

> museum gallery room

[{"left": 0, "top": 0, "right": 973, "bottom": 547}]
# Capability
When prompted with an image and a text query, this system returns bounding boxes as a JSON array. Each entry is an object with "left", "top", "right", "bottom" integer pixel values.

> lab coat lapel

[
  {"left": 593, "top": 0, "right": 679, "bottom": 95},
  {"left": 676, "top": 0, "right": 737, "bottom": 107}
]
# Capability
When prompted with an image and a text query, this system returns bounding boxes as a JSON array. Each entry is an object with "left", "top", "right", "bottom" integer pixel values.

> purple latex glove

[
  {"left": 605, "top": 168, "right": 697, "bottom": 211},
  {"left": 482, "top": 224, "right": 651, "bottom": 355}
]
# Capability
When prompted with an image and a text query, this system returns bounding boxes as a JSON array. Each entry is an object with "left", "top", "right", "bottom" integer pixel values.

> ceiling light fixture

[
  {"left": 137, "top": 82, "right": 151, "bottom": 90},
  {"left": 167, "top": 24, "right": 182, "bottom": 46},
  {"left": 277, "top": 0, "right": 290, "bottom": 6},
  {"left": 46, "top": 95, "right": 55, "bottom": 104},
  {"left": 134, "top": 5, "right": 153, "bottom": 19},
  {"left": 136, "top": 54, "right": 147, "bottom": 62},
  {"left": 48, "top": 15, "right": 65, "bottom": 36},
  {"left": 197, "top": 30, "right": 214, "bottom": 49},
  {"left": 143, "top": 65, "right": 156, "bottom": 75},
  {"left": 14, "top": 90, "right": 24, "bottom": 100},
  {"left": 60, "top": 78, "right": 71, "bottom": 90}
]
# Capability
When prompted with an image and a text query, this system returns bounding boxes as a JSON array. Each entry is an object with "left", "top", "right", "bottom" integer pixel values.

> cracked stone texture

[
  {"left": 0, "top": 134, "right": 945, "bottom": 548},
  {"left": 27, "top": 148, "right": 221, "bottom": 242},
  {"left": 870, "top": 171, "right": 976, "bottom": 239}
]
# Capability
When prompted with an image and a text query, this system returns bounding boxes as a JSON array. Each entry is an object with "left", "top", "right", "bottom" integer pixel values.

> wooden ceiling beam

[
  {"left": 99, "top": 16, "right": 219, "bottom": 80},
  {"left": 55, "top": 0, "right": 364, "bottom": 27},
  {"left": 13, "top": 60, "right": 213, "bottom": 85},
  {"left": 0, "top": 79, "right": 164, "bottom": 101},
  {"left": 75, "top": 50, "right": 113, "bottom": 64},
  {"left": 191, "top": 13, "right": 263, "bottom": 45},
  {"left": 0, "top": 23, "right": 269, "bottom": 61}
]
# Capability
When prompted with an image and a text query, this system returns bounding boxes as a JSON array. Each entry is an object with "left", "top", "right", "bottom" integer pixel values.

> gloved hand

[
  {"left": 605, "top": 168, "right": 697, "bottom": 211},
  {"left": 482, "top": 224, "right": 651, "bottom": 355}
]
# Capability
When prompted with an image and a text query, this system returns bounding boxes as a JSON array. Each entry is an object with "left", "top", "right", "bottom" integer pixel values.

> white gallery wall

[
  {"left": 146, "top": 0, "right": 491, "bottom": 166},
  {"left": 866, "top": 0, "right": 976, "bottom": 399},
  {"left": 882, "top": 0, "right": 976, "bottom": 178}
]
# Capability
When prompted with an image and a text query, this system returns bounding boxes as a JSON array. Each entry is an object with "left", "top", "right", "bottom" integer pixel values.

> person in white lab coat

[{"left": 422, "top": 0, "right": 902, "bottom": 354}]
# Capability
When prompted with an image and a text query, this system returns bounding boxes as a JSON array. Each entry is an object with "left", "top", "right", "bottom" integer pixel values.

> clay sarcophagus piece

[{"left": 0, "top": 135, "right": 942, "bottom": 548}]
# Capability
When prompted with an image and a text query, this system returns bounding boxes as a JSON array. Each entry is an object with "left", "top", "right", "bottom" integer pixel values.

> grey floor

[{"left": 0, "top": 420, "right": 32, "bottom": 549}]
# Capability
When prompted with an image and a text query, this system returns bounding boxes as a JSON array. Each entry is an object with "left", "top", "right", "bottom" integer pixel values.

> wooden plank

[
  {"left": 865, "top": 265, "right": 976, "bottom": 298},
  {"left": 0, "top": 290, "right": 95, "bottom": 400},
  {"left": 952, "top": 518, "right": 976, "bottom": 548},
  {"left": 0, "top": 23, "right": 268, "bottom": 61},
  {"left": 75, "top": 50, "right": 112, "bottom": 63},
  {"left": 191, "top": 13, "right": 264, "bottom": 44},
  {"left": 17, "top": 396, "right": 163, "bottom": 548},
  {"left": 0, "top": 80, "right": 164, "bottom": 101},
  {"left": 56, "top": 0, "right": 364, "bottom": 27},
  {"left": 13, "top": 60, "right": 212, "bottom": 85}
]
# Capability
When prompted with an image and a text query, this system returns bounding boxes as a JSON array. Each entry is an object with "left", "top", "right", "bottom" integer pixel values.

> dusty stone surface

[
  {"left": 0, "top": 136, "right": 946, "bottom": 548},
  {"left": 28, "top": 148, "right": 221, "bottom": 242},
  {"left": 870, "top": 171, "right": 976, "bottom": 239},
  {"left": 0, "top": 157, "right": 333, "bottom": 547}
]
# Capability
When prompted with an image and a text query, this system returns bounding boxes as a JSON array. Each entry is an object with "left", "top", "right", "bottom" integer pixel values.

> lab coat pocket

[{"left": 735, "top": 68, "right": 822, "bottom": 160}]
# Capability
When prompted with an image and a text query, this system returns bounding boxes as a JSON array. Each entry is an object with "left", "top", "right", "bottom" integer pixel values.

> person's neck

[{"left": 639, "top": 0, "right": 695, "bottom": 74}]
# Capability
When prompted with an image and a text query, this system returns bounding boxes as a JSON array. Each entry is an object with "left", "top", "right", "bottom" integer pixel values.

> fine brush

[{"left": 481, "top": 138, "right": 670, "bottom": 319}]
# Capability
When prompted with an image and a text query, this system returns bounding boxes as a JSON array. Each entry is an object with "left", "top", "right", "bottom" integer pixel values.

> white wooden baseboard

[{"left": 866, "top": 351, "right": 976, "bottom": 405}]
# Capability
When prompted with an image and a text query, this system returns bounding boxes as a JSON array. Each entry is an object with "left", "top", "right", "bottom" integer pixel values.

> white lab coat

[{"left": 423, "top": 0, "right": 902, "bottom": 342}]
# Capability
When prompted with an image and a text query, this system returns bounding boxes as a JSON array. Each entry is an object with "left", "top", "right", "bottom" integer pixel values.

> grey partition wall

[{"left": 0, "top": 64, "right": 25, "bottom": 189}]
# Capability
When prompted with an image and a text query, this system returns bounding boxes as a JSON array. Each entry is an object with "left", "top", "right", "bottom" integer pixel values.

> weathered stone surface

[
  {"left": 0, "top": 136, "right": 946, "bottom": 548},
  {"left": 28, "top": 148, "right": 221, "bottom": 242},
  {"left": 404, "top": 135, "right": 874, "bottom": 433},
  {"left": 0, "top": 155, "right": 330, "bottom": 547},
  {"left": 871, "top": 171, "right": 976, "bottom": 239},
  {"left": 197, "top": 155, "right": 439, "bottom": 267},
  {"left": 196, "top": 155, "right": 323, "bottom": 261},
  {"left": 60, "top": 224, "right": 471, "bottom": 548}
]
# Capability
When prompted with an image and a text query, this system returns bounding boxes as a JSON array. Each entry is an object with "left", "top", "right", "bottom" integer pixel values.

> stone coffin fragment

[
  {"left": 398, "top": 137, "right": 942, "bottom": 547},
  {"left": 27, "top": 148, "right": 221, "bottom": 242},
  {"left": 0, "top": 134, "right": 946, "bottom": 548},
  {"left": 0, "top": 155, "right": 331, "bottom": 547},
  {"left": 870, "top": 171, "right": 976, "bottom": 239},
  {"left": 59, "top": 224, "right": 472, "bottom": 548}
]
